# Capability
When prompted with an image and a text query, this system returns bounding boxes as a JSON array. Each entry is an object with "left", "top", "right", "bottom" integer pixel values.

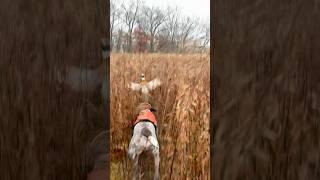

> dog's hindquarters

[
  {"left": 141, "top": 127, "right": 151, "bottom": 137},
  {"left": 128, "top": 124, "right": 158, "bottom": 159},
  {"left": 142, "top": 126, "right": 160, "bottom": 180},
  {"left": 128, "top": 122, "right": 160, "bottom": 180}
]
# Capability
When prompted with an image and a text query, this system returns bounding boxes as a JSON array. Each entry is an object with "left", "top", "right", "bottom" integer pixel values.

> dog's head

[{"left": 135, "top": 102, "right": 156, "bottom": 114}]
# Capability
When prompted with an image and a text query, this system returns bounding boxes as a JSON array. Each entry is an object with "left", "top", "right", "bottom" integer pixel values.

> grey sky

[
  {"left": 114, "top": 0, "right": 210, "bottom": 23},
  {"left": 143, "top": 0, "right": 210, "bottom": 22}
]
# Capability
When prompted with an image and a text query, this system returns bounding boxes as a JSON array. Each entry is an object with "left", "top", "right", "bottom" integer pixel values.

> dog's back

[{"left": 128, "top": 122, "right": 159, "bottom": 160}]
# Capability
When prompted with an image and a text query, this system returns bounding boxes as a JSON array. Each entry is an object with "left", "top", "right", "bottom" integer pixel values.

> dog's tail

[
  {"left": 141, "top": 127, "right": 159, "bottom": 149},
  {"left": 141, "top": 127, "right": 152, "bottom": 137}
]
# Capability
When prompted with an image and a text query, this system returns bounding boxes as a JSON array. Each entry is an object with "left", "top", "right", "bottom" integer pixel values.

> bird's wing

[
  {"left": 129, "top": 82, "right": 142, "bottom": 91},
  {"left": 146, "top": 78, "right": 161, "bottom": 90}
]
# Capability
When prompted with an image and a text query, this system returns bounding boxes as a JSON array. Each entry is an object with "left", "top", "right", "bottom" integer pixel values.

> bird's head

[{"left": 140, "top": 73, "right": 145, "bottom": 82}]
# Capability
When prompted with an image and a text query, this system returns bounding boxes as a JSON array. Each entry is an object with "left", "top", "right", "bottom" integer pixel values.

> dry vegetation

[
  {"left": 213, "top": 0, "right": 320, "bottom": 179},
  {"left": 110, "top": 53, "right": 210, "bottom": 179},
  {"left": 0, "top": 0, "right": 107, "bottom": 179}
]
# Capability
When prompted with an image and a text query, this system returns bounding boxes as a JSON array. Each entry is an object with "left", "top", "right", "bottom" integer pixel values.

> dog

[{"left": 128, "top": 102, "right": 160, "bottom": 180}]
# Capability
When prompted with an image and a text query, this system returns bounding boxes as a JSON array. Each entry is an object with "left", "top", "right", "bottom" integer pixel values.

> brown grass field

[
  {"left": 0, "top": 0, "right": 107, "bottom": 179},
  {"left": 2, "top": 0, "right": 320, "bottom": 179},
  {"left": 110, "top": 53, "right": 210, "bottom": 179},
  {"left": 212, "top": 0, "right": 320, "bottom": 179}
]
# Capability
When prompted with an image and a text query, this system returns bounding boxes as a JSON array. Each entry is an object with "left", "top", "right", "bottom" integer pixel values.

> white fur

[{"left": 128, "top": 121, "right": 160, "bottom": 180}]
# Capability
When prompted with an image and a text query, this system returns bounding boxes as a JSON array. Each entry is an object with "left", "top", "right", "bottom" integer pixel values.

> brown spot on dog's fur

[{"left": 141, "top": 127, "right": 152, "bottom": 137}]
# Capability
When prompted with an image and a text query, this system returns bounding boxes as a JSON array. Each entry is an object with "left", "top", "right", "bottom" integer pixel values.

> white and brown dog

[
  {"left": 128, "top": 102, "right": 160, "bottom": 180},
  {"left": 128, "top": 74, "right": 161, "bottom": 180}
]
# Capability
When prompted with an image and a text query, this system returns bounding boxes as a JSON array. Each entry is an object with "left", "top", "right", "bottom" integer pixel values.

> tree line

[{"left": 111, "top": 0, "right": 210, "bottom": 53}]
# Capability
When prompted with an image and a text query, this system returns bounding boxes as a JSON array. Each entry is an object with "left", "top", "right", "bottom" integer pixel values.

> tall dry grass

[
  {"left": 213, "top": 0, "right": 320, "bottom": 179},
  {"left": 110, "top": 53, "right": 210, "bottom": 179},
  {"left": 0, "top": 0, "right": 107, "bottom": 179}
]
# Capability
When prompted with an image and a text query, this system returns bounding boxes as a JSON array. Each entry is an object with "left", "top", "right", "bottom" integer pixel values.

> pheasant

[{"left": 128, "top": 73, "right": 161, "bottom": 102}]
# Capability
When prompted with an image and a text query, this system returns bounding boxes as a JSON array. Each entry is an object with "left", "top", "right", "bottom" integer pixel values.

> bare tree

[
  {"left": 111, "top": 2, "right": 209, "bottom": 54},
  {"left": 199, "top": 22, "right": 210, "bottom": 51},
  {"left": 110, "top": 0, "right": 121, "bottom": 50},
  {"left": 119, "top": 0, "right": 141, "bottom": 52},
  {"left": 177, "top": 17, "right": 198, "bottom": 52},
  {"left": 157, "top": 7, "right": 180, "bottom": 52},
  {"left": 139, "top": 5, "right": 167, "bottom": 52},
  {"left": 114, "top": 28, "right": 124, "bottom": 52}
]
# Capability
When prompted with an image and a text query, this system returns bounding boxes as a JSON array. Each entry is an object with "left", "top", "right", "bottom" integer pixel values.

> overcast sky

[
  {"left": 114, "top": 0, "right": 210, "bottom": 23},
  {"left": 143, "top": 0, "right": 210, "bottom": 22}
]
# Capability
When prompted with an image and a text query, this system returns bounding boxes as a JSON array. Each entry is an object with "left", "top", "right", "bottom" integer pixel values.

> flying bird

[{"left": 129, "top": 73, "right": 161, "bottom": 101}]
